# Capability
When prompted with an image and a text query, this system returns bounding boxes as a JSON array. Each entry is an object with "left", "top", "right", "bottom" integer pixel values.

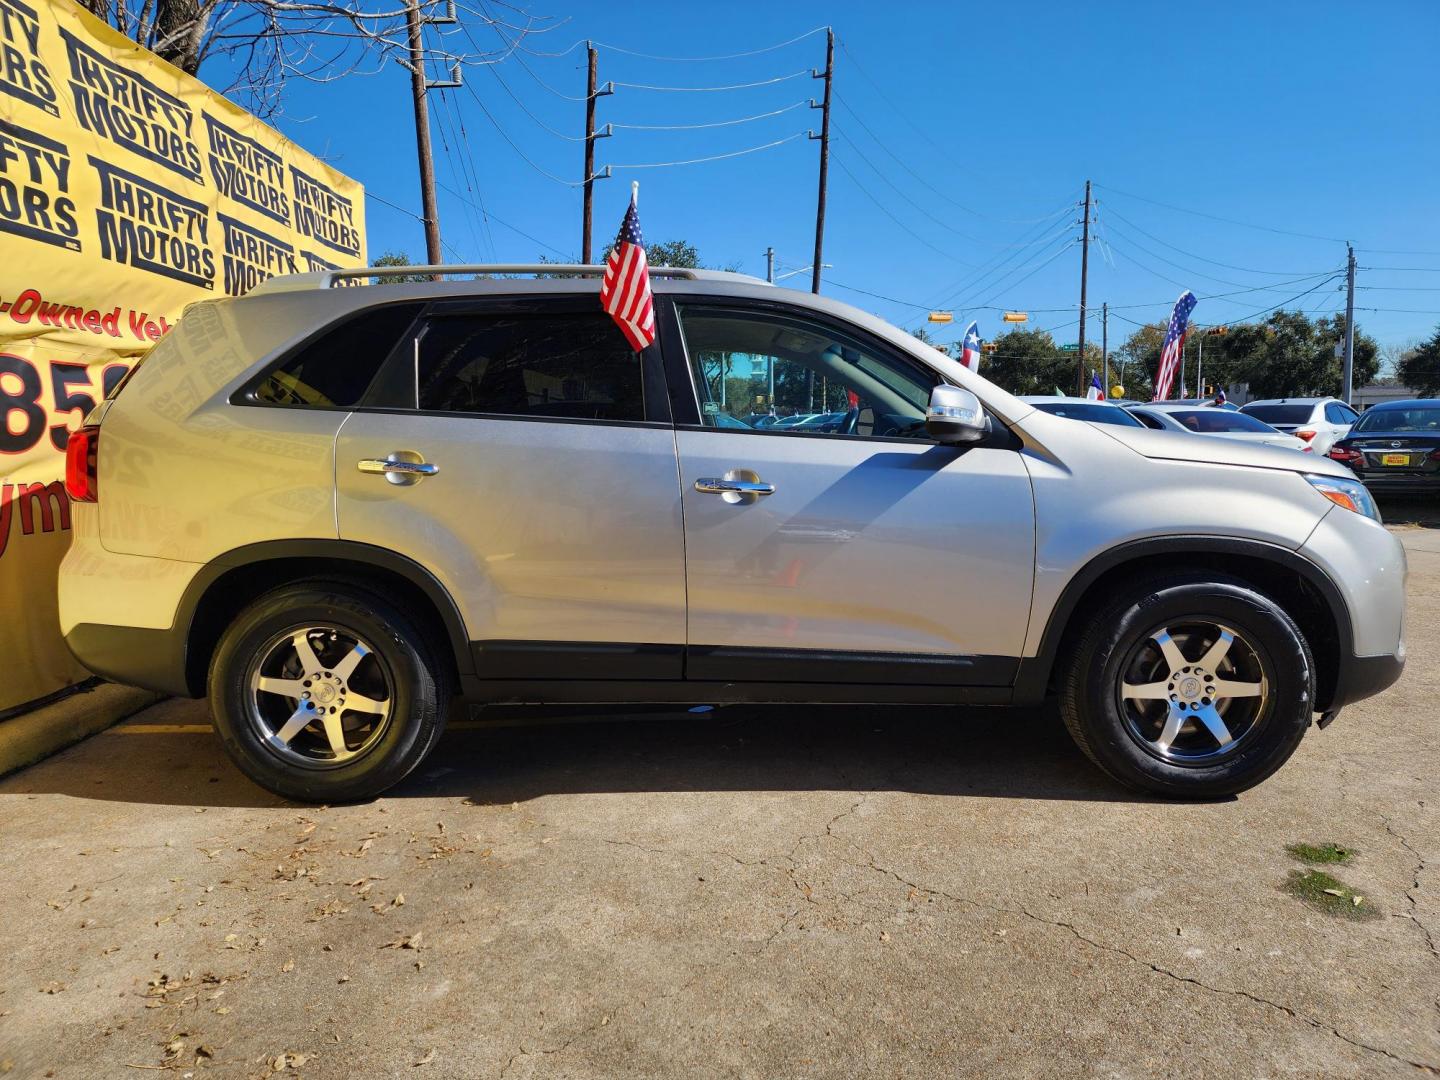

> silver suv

[{"left": 58, "top": 265, "right": 1406, "bottom": 801}]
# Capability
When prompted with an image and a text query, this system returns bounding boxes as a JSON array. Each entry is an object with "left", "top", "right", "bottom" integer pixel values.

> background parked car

[
  {"left": 1240, "top": 397, "right": 1358, "bottom": 455},
  {"left": 1019, "top": 396, "right": 1146, "bottom": 428},
  {"left": 1127, "top": 404, "right": 1311, "bottom": 453},
  {"left": 1327, "top": 399, "right": 1440, "bottom": 496}
]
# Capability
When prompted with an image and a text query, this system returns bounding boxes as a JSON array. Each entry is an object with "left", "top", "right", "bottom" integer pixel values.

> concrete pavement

[{"left": 1, "top": 527, "right": 1436, "bottom": 1079}]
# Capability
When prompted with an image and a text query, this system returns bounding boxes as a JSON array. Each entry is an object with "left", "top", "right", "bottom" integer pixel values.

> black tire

[
  {"left": 208, "top": 581, "right": 450, "bottom": 802},
  {"left": 1059, "top": 572, "right": 1314, "bottom": 798}
]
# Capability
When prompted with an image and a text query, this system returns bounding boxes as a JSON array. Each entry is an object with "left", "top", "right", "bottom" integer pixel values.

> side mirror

[{"left": 925, "top": 384, "right": 989, "bottom": 445}]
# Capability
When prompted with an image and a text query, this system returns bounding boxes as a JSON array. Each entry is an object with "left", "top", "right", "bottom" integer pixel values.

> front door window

[{"left": 676, "top": 307, "right": 934, "bottom": 439}]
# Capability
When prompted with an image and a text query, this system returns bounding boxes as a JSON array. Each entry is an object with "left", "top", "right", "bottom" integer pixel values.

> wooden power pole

[
  {"left": 404, "top": 0, "right": 442, "bottom": 267},
  {"left": 401, "top": 0, "right": 461, "bottom": 271},
  {"left": 808, "top": 28, "right": 833, "bottom": 295},
  {"left": 582, "top": 44, "right": 598, "bottom": 263},
  {"left": 1076, "top": 179, "right": 1091, "bottom": 395}
]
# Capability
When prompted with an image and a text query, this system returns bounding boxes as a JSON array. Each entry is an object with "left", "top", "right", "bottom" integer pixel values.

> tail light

[
  {"left": 1328, "top": 446, "right": 1364, "bottom": 467},
  {"left": 1300, "top": 445, "right": 1313, "bottom": 453},
  {"left": 1294, "top": 429, "right": 1317, "bottom": 442},
  {"left": 65, "top": 425, "right": 100, "bottom": 502},
  {"left": 1429, "top": 448, "right": 1440, "bottom": 463}
]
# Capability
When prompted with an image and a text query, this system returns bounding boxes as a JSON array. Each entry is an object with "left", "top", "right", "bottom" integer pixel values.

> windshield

[
  {"left": 1031, "top": 401, "right": 1143, "bottom": 427},
  {"left": 1352, "top": 405, "right": 1440, "bottom": 434},
  {"left": 1241, "top": 404, "right": 1313, "bottom": 424},
  {"left": 1167, "top": 410, "right": 1277, "bottom": 434}
]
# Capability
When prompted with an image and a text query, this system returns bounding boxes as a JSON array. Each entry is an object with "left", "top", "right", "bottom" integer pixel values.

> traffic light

[
  {"left": 928, "top": 311, "right": 953, "bottom": 324},
  {"left": 1206, "top": 326, "right": 1228, "bottom": 336},
  {"left": 981, "top": 342, "right": 998, "bottom": 354},
  {"left": 1002, "top": 311, "right": 1029, "bottom": 323}
]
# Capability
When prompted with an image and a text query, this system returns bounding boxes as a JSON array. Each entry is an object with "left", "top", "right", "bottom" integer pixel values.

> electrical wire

[
  {"left": 1094, "top": 183, "right": 1347, "bottom": 245},
  {"left": 832, "top": 130, "right": 987, "bottom": 245},
  {"left": 519, "top": 26, "right": 828, "bottom": 61},
  {"left": 1096, "top": 201, "right": 1331, "bottom": 277},
  {"left": 432, "top": 179, "right": 573, "bottom": 258},
  {"left": 362, "top": 190, "right": 468, "bottom": 262},
  {"left": 482, "top": 58, "right": 587, "bottom": 140},
  {"left": 831, "top": 155, "right": 977, "bottom": 267},
  {"left": 611, "top": 69, "right": 811, "bottom": 92},
  {"left": 1098, "top": 206, "right": 1324, "bottom": 292},
  {"left": 460, "top": 79, "right": 585, "bottom": 186},
  {"left": 610, "top": 100, "right": 809, "bottom": 131},
  {"left": 605, "top": 132, "right": 806, "bottom": 169}
]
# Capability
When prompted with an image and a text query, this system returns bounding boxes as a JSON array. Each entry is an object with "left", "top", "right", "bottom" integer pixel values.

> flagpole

[{"left": 631, "top": 180, "right": 638, "bottom": 206}]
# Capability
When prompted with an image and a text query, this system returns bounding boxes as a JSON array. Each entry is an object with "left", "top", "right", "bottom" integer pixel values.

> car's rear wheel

[
  {"left": 209, "top": 582, "right": 449, "bottom": 802},
  {"left": 1059, "top": 573, "right": 1314, "bottom": 797}
]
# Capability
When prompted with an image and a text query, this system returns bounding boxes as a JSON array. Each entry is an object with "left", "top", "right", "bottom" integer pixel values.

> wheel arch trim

[
  {"left": 177, "top": 539, "right": 475, "bottom": 696},
  {"left": 1014, "top": 535, "right": 1354, "bottom": 706}
]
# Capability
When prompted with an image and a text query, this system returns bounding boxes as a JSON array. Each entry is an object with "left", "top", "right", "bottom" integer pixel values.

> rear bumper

[
  {"left": 64, "top": 623, "right": 192, "bottom": 698},
  {"left": 1354, "top": 472, "right": 1440, "bottom": 495},
  {"left": 1324, "top": 650, "right": 1405, "bottom": 710}
]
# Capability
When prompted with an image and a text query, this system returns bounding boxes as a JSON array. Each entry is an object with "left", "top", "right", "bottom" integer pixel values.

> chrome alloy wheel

[
  {"left": 1116, "top": 621, "right": 1270, "bottom": 765},
  {"left": 245, "top": 626, "right": 394, "bottom": 768}
]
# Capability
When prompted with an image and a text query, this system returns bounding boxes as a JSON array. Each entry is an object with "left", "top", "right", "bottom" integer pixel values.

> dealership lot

[{"left": 2, "top": 522, "right": 1436, "bottom": 1079}]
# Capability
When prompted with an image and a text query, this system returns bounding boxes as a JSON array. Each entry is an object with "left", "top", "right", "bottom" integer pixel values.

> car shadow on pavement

[
  {"left": 4, "top": 703, "right": 1165, "bottom": 808},
  {"left": 1378, "top": 496, "right": 1440, "bottom": 528}
]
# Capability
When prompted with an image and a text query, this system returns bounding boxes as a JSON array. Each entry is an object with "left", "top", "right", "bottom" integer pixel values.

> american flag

[
  {"left": 1153, "top": 290, "right": 1197, "bottom": 401},
  {"left": 600, "top": 192, "right": 655, "bottom": 352},
  {"left": 959, "top": 321, "right": 981, "bottom": 371}
]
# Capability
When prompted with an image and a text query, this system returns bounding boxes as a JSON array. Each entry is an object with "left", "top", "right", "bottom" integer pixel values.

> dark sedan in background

[{"left": 1327, "top": 399, "right": 1440, "bottom": 496}]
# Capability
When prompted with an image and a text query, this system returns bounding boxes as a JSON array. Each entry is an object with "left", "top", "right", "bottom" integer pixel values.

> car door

[
  {"left": 334, "top": 296, "right": 686, "bottom": 680},
  {"left": 661, "top": 298, "right": 1035, "bottom": 687},
  {"left": 1322, "top": 401, "right": 1358, "bottom": 454}
]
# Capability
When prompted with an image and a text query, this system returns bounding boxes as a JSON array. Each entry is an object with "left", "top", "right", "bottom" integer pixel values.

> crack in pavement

[
  {"left": 850, "top": 849, "right": 1440, "bottom": 1075},
  {"left": 1381, "top": 814, "right": 1439, "bottom": 965}
]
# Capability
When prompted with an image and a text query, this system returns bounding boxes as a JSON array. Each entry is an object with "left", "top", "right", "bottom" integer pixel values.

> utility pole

[
  {"left": 1342, "top": 243, "right": 1357, "bottom": 405},
  {"left": 399, "top": 0, "right": 460, "bottom": 273},
  {"left": 1101, "top": 301, "right": 1108, "bottom": 398},
  {"left": 765, "top": 246, "right": 775, "bottom": 284},
  {"left": 808, "top": 28, "right": 833, "bottom": 295},
  {"left": 1076, "top": 179, "right": 1091, "bottom": 395},
  {"left": 404, "top": 0, "right": 442, "bottom": 267},
  {"left": 580, "top": 46, "right": 613, "bottom": 263}
]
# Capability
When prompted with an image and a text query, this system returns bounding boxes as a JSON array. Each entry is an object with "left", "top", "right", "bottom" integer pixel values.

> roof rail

[{"left": 248, "top": 263, "right": 768, "bottom": 296}]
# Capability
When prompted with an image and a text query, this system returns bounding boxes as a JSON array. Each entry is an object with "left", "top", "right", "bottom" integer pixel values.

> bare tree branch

[{"left": 84, "top": 0, "right": 563, "bottom": 118}]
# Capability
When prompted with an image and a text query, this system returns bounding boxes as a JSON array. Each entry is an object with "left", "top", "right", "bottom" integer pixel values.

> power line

[
  {"left": 460, "top": 79, "right": 586, "bottom": 185},
  {"left": 939, "top": 228, "right": 1078, "bottom": 310},
  {"left": 1098, "top": 207, "right": 1326, "bottom": 292},
  {"left": 519, "top": 26, "right": 828, "bottom": 61},
  {"left": 831, "top": 154, "right": 978, "bottom": 267},
  {"left": 482, "top": 57, "right": 586, "bottom": 140},
  {"left": 612, "top": 69, "right": 810, "bottom": 93},
  {"left": 362, "top": 190, "right": 468, "bottom": 262},
  {"left": 605, "top": 132, "right": 806, "bottom": 169},
  {"left": 832, "top": 129, "right": 986, "bottom": 244},
  {"left": 1095, "top": 201, "right": 1330, "bottom": 277},
  {"left": 432, "top": 179, "right": 572, "bottom": 257},
  {"left": 1094, "top": 182, "right": 1347, "bottom": 245},
  {"left": 610, "top": 100, "right": 808, "bottom": 131}
]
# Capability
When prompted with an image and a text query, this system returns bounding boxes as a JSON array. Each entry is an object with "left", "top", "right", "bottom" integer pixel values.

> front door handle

[
  {"left": 695, "top": 470, "right": 774, "bottom": 504},
  {"left": 358, "top": 452, "right": 438, "bottom": 486}
]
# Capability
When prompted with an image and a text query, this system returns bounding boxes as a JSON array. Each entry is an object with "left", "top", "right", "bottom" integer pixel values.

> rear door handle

[
  {"left": 695, "top": 477, "right": 775, "bottom": 496},
  {"left": 358, "top": 453, "right": 438, "bottom": 486}
]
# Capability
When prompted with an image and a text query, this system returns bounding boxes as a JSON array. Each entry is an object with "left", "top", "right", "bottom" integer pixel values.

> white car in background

[
  {"left": 1239, "top": 397, "right": 1359, "bottom": 456},
  {"left": 1126, "top": 404, "right": 1312, "bottom": 454}
]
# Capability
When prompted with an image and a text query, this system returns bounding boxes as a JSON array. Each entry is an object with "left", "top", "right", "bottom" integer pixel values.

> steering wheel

[{"left": 841, "top": 406, "right": 860, "bottom": 435}]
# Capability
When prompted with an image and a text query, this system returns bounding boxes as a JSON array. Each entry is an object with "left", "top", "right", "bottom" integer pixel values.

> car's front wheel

[
  {"left": 1059, "top": 573, "right": 1314, "bottom": 797},
  {"left": 208, "top": 582, "right": 449, "bottom": 802}
]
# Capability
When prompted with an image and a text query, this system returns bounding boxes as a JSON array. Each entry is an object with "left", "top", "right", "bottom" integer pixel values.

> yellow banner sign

[{"left": 0, "top": 0, "right": 366, "bottom": 711}]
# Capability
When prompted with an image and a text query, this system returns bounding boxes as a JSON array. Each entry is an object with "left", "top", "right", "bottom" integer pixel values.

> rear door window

[{"left": 409, "top": 312, "right": 646, "bottom": 421}]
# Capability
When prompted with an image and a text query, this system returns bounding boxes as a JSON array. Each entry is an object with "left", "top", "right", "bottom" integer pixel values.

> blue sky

[{"left": 261, "top": 0, "right": 1440, "bottom": 351}]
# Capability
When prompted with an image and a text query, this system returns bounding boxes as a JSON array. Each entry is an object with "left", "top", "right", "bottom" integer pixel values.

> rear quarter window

[{"left": 251, "top": 303, "right": 424, "bottom": 407}]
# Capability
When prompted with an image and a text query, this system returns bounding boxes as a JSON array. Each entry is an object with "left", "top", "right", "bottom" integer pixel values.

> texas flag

[
  {"left": 959, "top": 321, "right": 981, "bottom": 371},
  {"left": 1086, "top": 371, "right": 1104, "bottom": 400}
]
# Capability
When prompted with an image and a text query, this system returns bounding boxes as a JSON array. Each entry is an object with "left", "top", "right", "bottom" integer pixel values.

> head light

[{"left": 1305, "top": 474, "right": 1381, "bottom": 523}]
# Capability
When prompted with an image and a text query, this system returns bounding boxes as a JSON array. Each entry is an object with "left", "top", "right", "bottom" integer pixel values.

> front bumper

[{"left": 1324, "top": 649, "right": 1405, "bottom": 711}]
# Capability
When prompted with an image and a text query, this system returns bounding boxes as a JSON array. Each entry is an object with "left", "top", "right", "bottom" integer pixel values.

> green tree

[
  {"left": 981, "top": 328, "right": 1072, "bottom": 395},
  {"left": 370, "top": 251, "right": 433, "bottom": 284},
  {"left": 1398, "top": 325, "right": 1440, "bottom": 397}
]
